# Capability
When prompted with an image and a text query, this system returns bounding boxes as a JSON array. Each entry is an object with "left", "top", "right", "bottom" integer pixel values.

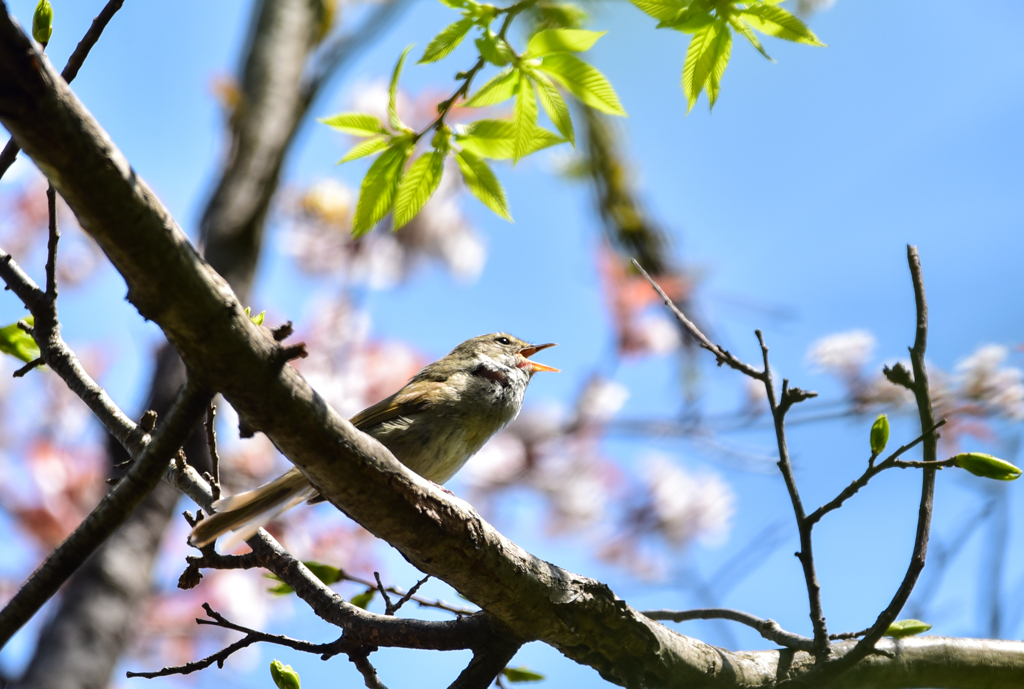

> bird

[{"left": 188, "top": 332, "right": 558, "bottom": 548}]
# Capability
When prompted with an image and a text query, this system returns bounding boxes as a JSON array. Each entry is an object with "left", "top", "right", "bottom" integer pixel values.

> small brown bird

[{"left": 189, "top": 332, "right": 558, "bottom": 548}]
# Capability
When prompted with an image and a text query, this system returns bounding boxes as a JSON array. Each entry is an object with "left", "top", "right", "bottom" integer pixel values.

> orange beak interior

[{"left": 520, "top": 342, "right": 559, "bottom": 373}]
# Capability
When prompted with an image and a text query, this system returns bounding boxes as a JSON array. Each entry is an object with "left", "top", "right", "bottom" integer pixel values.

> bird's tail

[{"left": 188, "top": 467, "right": 318, "bottom": 549}]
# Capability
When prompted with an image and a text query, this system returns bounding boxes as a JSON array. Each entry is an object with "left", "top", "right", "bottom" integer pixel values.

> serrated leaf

[
  {"left": 658, "top": 7, "right": 715, "bottom": 33},
  {"left": 704, "top": 21, "right": 732, "bottom": 110},
  {"left": 740, "top": 4, "right": 826, "bottom": 47},
  {"left": 681, "top": 22, "right": 719, "bottom": 114},
  {"left": 388, "top": 46, "right": 413, "bottom": 130},
  {"left": 352, "top": 143, "right": 411, "bottom": 236},
  {"left": 0, "top": 317, "right": 39, "bottom": 363},
  {"left": 349, "top": 587, "right": 377, "bottom": 609},
  {"left": 337, "top": 136, "right": 389, "bottom": 163},
  {"left": 514, "top": 75, "right": 538, "bottom": 162},
  {"left": 465, "top": 67, "right": 518, "bottom": 106},
  {"left": 456, "top": 119, "right": 564, "bottom": 159},
  {"left": 419, "top": 17, "right": 476, "bottom": 63},
  {"left": 885, "top": 619, "right": 933, "bottom": 639},
  {"left": 533, "top": 72, "right": 574, "bottom": 145},
  {"left": 502, "top": 666, "right": 546, "bottom": 683},
  {"left": 318, "top": 113, "right": 389, "bottom": 137},
  {"left": 628, "top": 0, "right": 687, "bottom": 22},
  {"left": 526, "top": 28, "right": 605, "bottom": 56},
  {"left": 476, "top": 32, "right": 513, "bottom": 66},
  {"left": 728, "top": 15, "right": 773, "bottom": 61},
  {"left": 456, "top": 149, "right": 511, "bottom": 220},
  {"left": 393, "top": 150, "right": 446, "bottom": 229},
  {"left": 538, "top": 53, "right": 625, "bottom": 116}
]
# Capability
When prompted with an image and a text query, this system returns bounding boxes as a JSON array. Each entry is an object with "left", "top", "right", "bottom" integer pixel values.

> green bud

[
  {"left": 885, "top": 619, "right": 932, "bottom": 639},
  {"left": 953, "top": 453, "right": 1022, "bottom": 481},
  {"left": 32, "top": 0, "right": 53, "bottom": 46},
  {"left": 870, "top": 414, "right": 889, "bottom": 456},
  {"left": 270, "top": 660, "right": 301, "bottom": 689}
]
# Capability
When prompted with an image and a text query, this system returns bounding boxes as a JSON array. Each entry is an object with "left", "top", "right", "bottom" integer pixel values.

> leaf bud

[
  {"left": 870, "top": 414, "right": 889, "bottom": 456},
  {"left": 885, "top": 619, "right": 932, "bottom": 638},
  {"left": 270, "top": 660, "right": 301, "bottom": 689},
  {"left": 953, "top": 453, "right": 1022, "bottom": 481},
  {"left": 32, "top": 0, "right": 53, "bottom": 46}
]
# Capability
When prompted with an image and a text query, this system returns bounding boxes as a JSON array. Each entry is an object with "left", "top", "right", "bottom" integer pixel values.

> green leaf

[
  {"left": 538, "top": 53, "right": 626, "bottom": 116},
  {"left": 388, "top": 46, "right": 413, "bottom": 131},
  {"left": 352, "top": 142, "right": 412, "bottom": 236},
  {"left": 513, "top": 75, "right": 539, "bottom": 162},
  {"left": 419, "top": 17, "right": 476, "bottom": 63},
  {"left": 658, "top": 7, "right": 715, "bottom": 33},
  {"left": 502, "top": 666, "right": 546, "bottom": 683},
  {"left": 250, "top": 310, "right": 266, "bottom": 326},
  {"left": 870, "top": 414, "right": 889, "bottom": 456},
  {"left": 703, "top": 21, "right": 732, "bottom": 110},
  {"left": 953, "top": 453, "right": 1023, "bottom": 481},
  {"left": 270, "top": 660, "right": 301, "bottom": 689},
  {"left": 526, "top": 29, "right": 605, "bottom": 56},
  {"left": 456, "top": 119, "right": 564, "bottom": 159},
  {"left": 628, "top": 0, "right": 687, "bottom": 22},
  {"left": 265, "top": 561, "right": 344, "bottom": 595},
  {"left": 476, "top": 32, "right": 513, "bottom": 66},
  {"left": 885, "top": 619, "right": 933, "bottom": 639},
  {"left": 740, "top": 4, "right": 826, "bottom": 47},
  {"left": 338, "top": 136, "right": 389, "bottom": 164},
  {"left": 319, "top": 113, "right": 389, "bottom": 137},
  {"left": 533, "top": 72, "right": 574, "bottom": 145},
  {"left": 349, "top": 587, "right": 376, "bottom": 609},
  {"left": 438, "top": 0, "right": 473, "bottom": 8},
  {"left": 728, "top": 15, "right": 773, "bottom": 61},
  {"left": 393, "top": 150, "right": 446, "bottom": 229},
  {"left": 681, "top": 22, "right": 719, "bottom": 114},
  {"left": 0, "top": 316, "right": 39, "bottom": 363},
  {"left": 465, "top": 67, "right": 518, "bottom": 106},
  {"left": 456, "top": 149, "right": 511, "bottom": 220}
]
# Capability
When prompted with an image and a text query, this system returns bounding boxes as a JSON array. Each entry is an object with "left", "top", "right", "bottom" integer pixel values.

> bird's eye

[{"left": 496, "top": 336, "right": 511, "bottom": 345}]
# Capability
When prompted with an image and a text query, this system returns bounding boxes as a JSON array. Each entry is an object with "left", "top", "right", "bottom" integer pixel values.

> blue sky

[{"left": 2, "top": 0, "right": 1023, "bottom": 687}]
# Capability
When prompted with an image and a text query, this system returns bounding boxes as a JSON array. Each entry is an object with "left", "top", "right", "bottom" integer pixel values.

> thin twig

[
  {"left": 348, "top": 648, "right": 388, "bottom": 689},
  {"left": 633, "top": 259, "right": 764, "bottom": 380},
  {"left": 643, "top": 608, "right": 813, "bottom": 652},
  {"left": 0, "top": 0, "right": 126, "bottom": 181},
  {"left": 44, "top": 183, "right": 58, "bottom": 299},
  {"left": 205, "top": 401, "right": 221, "bottom": 500}
]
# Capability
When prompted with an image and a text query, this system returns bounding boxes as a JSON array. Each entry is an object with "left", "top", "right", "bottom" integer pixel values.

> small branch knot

[
  {"left": 883, "top": 362, "right": 915, "bottom": 391},
  {"left": 271, "top": 321, "right": 294, "bottom": 342},
  {"left": 140, "top": 409, "right": 158, "bottom": 432}
]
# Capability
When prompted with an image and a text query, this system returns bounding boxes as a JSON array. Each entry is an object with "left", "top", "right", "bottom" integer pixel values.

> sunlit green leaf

[
  {"left": 465, "top": 67, "right": 519, "bottom": 106},
  {"left": 318, "top": 113, "right": 389, "bottom": 137},
  {"left": 476, "top": 32, "right": 513, "bottom": 66},
  {"left": 352, "top": 142, "right": 411, "bottom": 236},
  {"left": 740, "top": 4, "right": 826, "bottom": 46},
  {"left": 681, "top": 22, "right": 719, "bottom": 114},
  {"left": 538, "top": 53, "right": 625, "bottom": 116},
  {"left": 0, "top": 316, "right": 39, "bottom": 363},
  {"left": 456, "top": 119, "right": 564, "bottom": 159},
  {"left": 658, "top": 7, "right": 715, "bottom": 33},
  {"left": 337, "top": 136, "right": 389, "bottom": 163},
  {"left": 502, "top": 666, "right": 546, "bottom": 683},
  {"left": 388, "top": 46, "right": 413, "bottom": 131},
  {"left": 264, "top": 561, "right": 344, "bottom": 595},
  {"left": 393, "top": 149, "right": 446, "bottom": 229},
  {"left": 419, "top": 17, "right": 476, "bottom": 63},
  {"left": 535, "top": 3, "right": 588, "bottom": 30},
  {"left": 727, "top": 15, "right": 773, "bottom": 61},
  {"left": 885, "top": 619, "right": 933, "bottom": 639},
  {"left": 456, "top": 149, "right": 511, "bottom": 220},
  {"left": 526, "top": 28, "right": 605, "bottom": 56},
  {"left": 627, "top": 0, "right": 687, "bottom": 22},
  {"left": 704, "top": 21, "right": 732, "bottom": 110},
  {"left": 533, "top": 72, "right": 574, "bottom": 145},
  {"left": 513, "top": 75, "right": 539, "bottom": 162}
]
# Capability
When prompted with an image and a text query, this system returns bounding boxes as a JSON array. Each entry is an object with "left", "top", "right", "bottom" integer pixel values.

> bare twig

[
  {"left": 348, "top": 648, "right": 388, "bottom": 689},
  {"left": 44, "top": 183, "right": 58, "bottom": 298},
  {"left": 0, "top": 379, "right": 211, "bottom": 648},
  {"left": 0, "top": 0, "right": 126, "bottom": 181},
  {"left": 633, "top": 259, "right": 764, "bottom": 379},
  {"left": 205, "top": 401, "right": 221, "bottom": 499},
  {"left": 643, "top": 608, "right": 813, "bottom": 652}
]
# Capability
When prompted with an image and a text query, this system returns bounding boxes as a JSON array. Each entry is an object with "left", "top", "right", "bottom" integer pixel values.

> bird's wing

[{"left": 350, "top": 380, "right": 445, "bottom": 431}]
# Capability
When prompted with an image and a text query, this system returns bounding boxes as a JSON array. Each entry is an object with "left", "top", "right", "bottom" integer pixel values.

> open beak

[{"left": 519, "top": 342, "right": 559, "bottom": 373}]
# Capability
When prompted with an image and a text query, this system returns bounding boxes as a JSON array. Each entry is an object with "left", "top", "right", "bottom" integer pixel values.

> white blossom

[
  {"left": 806, "top": 330, "right": 876, "bottom": 375},
  {"left": 643, "top": 455, "right": 734, "bottom": 547}
]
